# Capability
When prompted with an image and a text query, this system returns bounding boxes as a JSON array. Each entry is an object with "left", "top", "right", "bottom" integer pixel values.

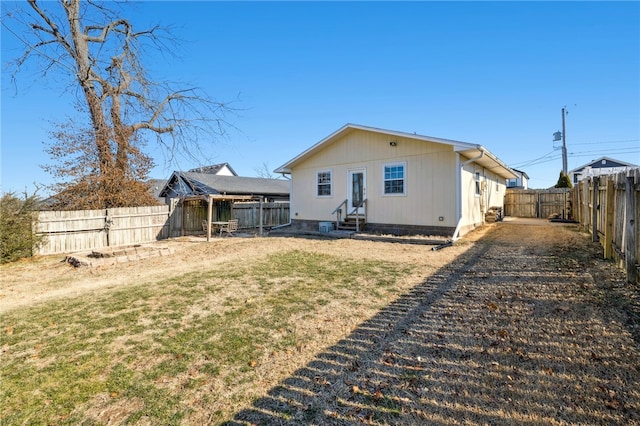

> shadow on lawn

[{"left": 225, "top": 225, "right": 640, "bottom": 425}]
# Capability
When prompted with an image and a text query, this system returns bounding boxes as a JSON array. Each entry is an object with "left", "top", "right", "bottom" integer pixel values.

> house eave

[
  {"left": 274, "top": 123, "right": 517, "bottom": 179},
  {"left": 455, "top": 145, "right": 518, "bottom": 179}
]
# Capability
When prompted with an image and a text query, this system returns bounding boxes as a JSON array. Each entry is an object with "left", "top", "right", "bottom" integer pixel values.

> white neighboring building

[
  {"left": 568, "top": 157, "right": 639, "bottom": 184},
  {"left": 188, "top": 162, "right": 238, "bottom": 176},
  {"left": 506, "top": 168, "right": 529, "bottom": 189}
]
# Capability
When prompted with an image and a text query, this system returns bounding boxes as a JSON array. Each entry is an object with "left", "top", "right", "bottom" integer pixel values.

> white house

[
  {"left": 274, "top": 124, "right": 517, "bottom": 238},
  {"left": 506, "top": 168, "right": 529, "bottom": 189},
  {"left": 568, "top": 157, "right": 639, "bottom": 184}
]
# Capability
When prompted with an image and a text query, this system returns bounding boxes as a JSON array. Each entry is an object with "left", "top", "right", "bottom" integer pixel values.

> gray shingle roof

[
  {"left": 161, "top": 172, "right": 289, "bottom": 197},
  {"left": 183, "top": 172, "right": 289, "bottom": 195}
]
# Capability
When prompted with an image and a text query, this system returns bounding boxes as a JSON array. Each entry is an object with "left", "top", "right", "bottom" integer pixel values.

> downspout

[{"left": 452, "top": 148, "right": 485, "bottom": 241}]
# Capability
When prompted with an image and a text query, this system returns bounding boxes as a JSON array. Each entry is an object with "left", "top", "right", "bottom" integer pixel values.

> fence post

[
  {"left": 583, "top": 179, "right": 589, "bottom": 232},
  {"left": 105, "top": 208, "right": 111, "bottom": 247},
  {"left": 168, "top": 199, "right": 175, "bottom": 237},
  {"left": 259, "top": 197, "right": 264, "bottom": 236},
  {"left": 592, "top": 177, "right": 599, "bottom": 242},
  {"left": 625, "top": 173, "right": 637, "bottom": 283},
  {"left": 604, "top": 178, "right": 615, "bottom": 259}
]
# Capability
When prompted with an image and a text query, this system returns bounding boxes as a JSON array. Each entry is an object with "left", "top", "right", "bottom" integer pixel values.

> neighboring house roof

[
  {"left": 510, "top": 168, "right": 530, "bottom": 179},
  {"left": 159, "top": 172, "right": 290, "bottom": 198},
  {"left": 274, "top": 123, "right": 517, "bottom": 179},
  {"left": 188, "top": 162, "right": 238, "bottom": 176},
  {"left": 148, "top": 179, "right": 167, "bottom": 202},
  {"left": 569, "top": 156, "right": 638, "bottom": 174}
]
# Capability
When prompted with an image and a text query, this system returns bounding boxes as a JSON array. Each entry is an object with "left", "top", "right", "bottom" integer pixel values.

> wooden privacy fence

[
  {"left": 232, "top": 202, "right": 290, "bottom": 230},
  {"left": 36, "top": 205, "right": 172, "bottom": 255},
  {"left": 177, "top": 200, "right": 290, "bottom": 235},
  {"left": 35, "top": 201, "right": 291, "bottom": 254},
  {"left": 504, "top": 188, "right": 571, "bottom": 219},
  {"left": 571, "top": 168, "right": 639, "bottom": 283}
]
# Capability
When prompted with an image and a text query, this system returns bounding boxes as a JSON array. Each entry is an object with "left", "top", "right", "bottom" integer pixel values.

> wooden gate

[{"left": 505, "top": 188, "right": 571, "bottom": 218}]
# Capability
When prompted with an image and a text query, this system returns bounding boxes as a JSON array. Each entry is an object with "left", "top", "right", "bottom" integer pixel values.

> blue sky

[{"left": 2, "top": 1, "right": 639, "bottom": 195}]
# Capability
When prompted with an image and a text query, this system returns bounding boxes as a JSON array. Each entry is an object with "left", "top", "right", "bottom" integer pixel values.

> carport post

[
  {"left": 259, "top": 196, "right": 264, "bottom": 236},
  {"left": 206, "top": 195, "right": 213, "bottom": 242}
]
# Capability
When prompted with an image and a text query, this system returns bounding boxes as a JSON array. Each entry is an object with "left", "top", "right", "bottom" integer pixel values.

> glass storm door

[{"left": 348, "top": 169, "right": 366, "bottom": 215}]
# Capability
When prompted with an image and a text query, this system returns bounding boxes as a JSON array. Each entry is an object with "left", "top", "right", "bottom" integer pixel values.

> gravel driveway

[{"left": 231, "top": 220, "right": 640, "bottom": 425}]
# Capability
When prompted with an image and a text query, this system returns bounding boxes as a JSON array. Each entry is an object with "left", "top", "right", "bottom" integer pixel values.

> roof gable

[
  {"left": 188, "top": 162, "right": 238, "bottom": 176},
  {"left": 569, "top": 156, "right": 639, "bottom": 173},
  {"left": 275, "top": 123, "right": 517, "bottom": 179}
]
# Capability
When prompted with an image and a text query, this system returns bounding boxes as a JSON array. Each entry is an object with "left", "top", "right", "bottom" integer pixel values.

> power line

[
  {"left": 569, "top": 148, "right": 640, "bottom": 156},
  {"left": 510, "top": 146, "right": 639, "bottom": 170},
  {"left": 569, "top": 139, "right": 639, "bottom": 146},
  {"left": 509, "top": 150, "right": 558, "bottom": 168},
  {"left": 569, "top": 152, "right": 640, "bottom": 160},
  {"left": 522, "top": 155, "right": 562, "bottom": 167}
]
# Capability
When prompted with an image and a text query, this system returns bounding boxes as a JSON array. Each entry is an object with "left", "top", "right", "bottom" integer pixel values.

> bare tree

[
  {"left": 254, "top": 162, "right": 278, "bottom": 179},
  {"left": 3, "top": 0, "right": 233, "bottom": 208}
]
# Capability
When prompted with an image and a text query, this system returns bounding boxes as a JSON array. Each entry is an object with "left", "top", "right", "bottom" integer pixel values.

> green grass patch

[{"left": 1, "top": 249, "right": 412, "bottom": 424}]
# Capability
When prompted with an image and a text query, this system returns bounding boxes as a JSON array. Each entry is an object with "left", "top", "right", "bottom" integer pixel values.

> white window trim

[
  {"left": 475, "top": 171, "right": 482, "bottom": 197},
  {"left": 382, "top": 161, "right": 407, "bottom": 197},
  {"left": 316, "top": 169, "right": 333, "bottom": 198}
]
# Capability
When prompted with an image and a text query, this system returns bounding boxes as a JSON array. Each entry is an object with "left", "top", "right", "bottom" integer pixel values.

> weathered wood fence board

[
  {"left": 108, "top": 206, "right": 172, "bottom": 247},
  {"left": 36, "top": 205, "right": 172, "bottom": 255},
  {"left": 504, "top": 188, "right": 570, "bottom": 218},
  {"left": 233, "top": 202, "right": 290, "bottom": 230},
  {"left": 178, "top": 200, "right": 290, "bottom": 235},
  {"left": 570, "top": 168, "right": 640, "bottom": 283},
  {"left": 36, "top": 209, "right": 108, "bottom": 254},
  {"left": 36, "top": 201, "right": 291, "bottom": 254},
  {"left": 177, "top": 199, "right": 214, "bottom": 236}
]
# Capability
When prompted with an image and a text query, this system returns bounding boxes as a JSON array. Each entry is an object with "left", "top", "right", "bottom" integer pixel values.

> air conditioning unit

[{"left": 319, "top": 222, "right": 334, "bottom": 233}]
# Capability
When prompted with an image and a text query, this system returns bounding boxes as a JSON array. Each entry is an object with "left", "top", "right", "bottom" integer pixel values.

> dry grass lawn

[{"left": 1, "top": 221, "right": 639, "bottom": 425}]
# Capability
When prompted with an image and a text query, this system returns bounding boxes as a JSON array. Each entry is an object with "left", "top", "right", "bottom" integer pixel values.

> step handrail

[
  {"left": 332, "top": 199, "right": 348, "bottom": 230},
  {"left": 349, "top": 198, "right": 367, "bottom": 232}
]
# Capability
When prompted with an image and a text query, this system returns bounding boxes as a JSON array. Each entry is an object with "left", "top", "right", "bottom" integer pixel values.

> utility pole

[{"left": 561, "top": 107, "right": 567, "bottom": 174}]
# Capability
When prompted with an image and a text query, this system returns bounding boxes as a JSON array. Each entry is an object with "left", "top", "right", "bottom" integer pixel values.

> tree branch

[{"left": 27, "top": 0, "right": 75, "bottom": 58}]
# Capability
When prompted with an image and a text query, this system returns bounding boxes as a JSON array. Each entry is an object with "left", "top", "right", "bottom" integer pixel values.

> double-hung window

[
  {"left": 317, "top": 170, "right": 332, "bottom": 197},
  {"left": 475, "top": 172, "right": 482, "bottom": 196},
  {"left": 383, "top": 163, "right": 406, "bottom": 195}
]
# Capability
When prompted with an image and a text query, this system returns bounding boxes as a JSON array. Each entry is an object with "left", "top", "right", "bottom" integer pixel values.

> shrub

[
  {"left": 0, "top": 193, "right": 45, "bottom": 263},
  {"left": 555, "top": 171, "right": 573, "bottom": 189}
]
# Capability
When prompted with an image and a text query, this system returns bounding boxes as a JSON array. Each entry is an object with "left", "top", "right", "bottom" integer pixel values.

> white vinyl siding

[{"left": 289, "top": 129, "right": 457, "bottom": 226}]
